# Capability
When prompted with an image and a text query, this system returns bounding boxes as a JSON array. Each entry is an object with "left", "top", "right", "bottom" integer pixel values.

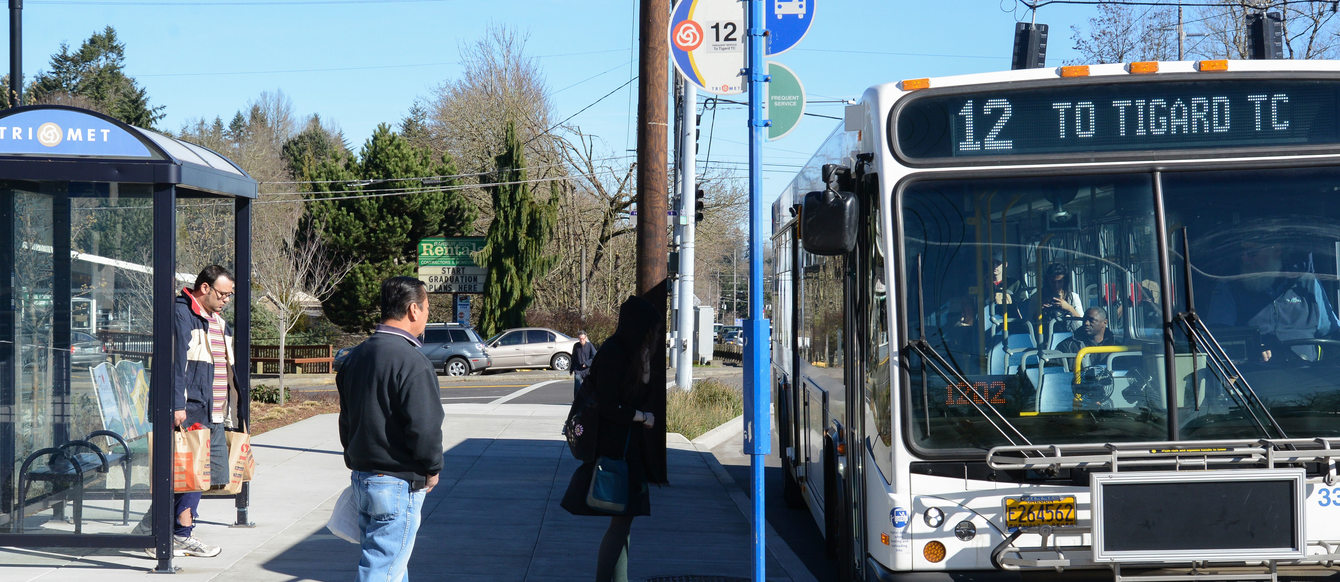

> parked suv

[
  {"left": 420, "top": 323, "right": 491, "bottom": 376},
  {"left": 334, "top": 322, "right": 491, "bottom": 376}
]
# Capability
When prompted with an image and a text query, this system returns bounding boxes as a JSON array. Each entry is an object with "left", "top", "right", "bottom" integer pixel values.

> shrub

[
  {"left": 250, "top": 384, "right": 290, "bottom": 404},
  {"left": 525, "top": 308, "right": 617, "bottom": 345},
  {"left": 666, "top": 379, "right": 742, "bottom": 440}
]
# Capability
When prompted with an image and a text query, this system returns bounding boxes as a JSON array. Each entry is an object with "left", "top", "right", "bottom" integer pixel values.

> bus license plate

[{"left": 1004, "top": 496, "right": 1076, "bottom": 529}]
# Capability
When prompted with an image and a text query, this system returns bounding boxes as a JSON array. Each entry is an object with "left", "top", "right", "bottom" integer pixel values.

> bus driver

[{"left": 1206, "top": 241, "right": 1340, "bottom": 363}]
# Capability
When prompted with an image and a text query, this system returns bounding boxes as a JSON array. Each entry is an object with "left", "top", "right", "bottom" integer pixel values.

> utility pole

[
  {"left": 580, "top": 245, "right": 588, "bottom": 316},
  {"left": 675, "top": 80, "right": 697, "bottom": 389},
  {"left": 8, "top": 0, "right": 21, "bottom": 106},
  {"left": 1177, "top": 2, "right": 1184, "bottom": 61},
  {"left": 669, "top": 77, "right": 682, "bottom": 372},
  {"left": 636, "top": 0, "right": 669, "bottom": 474},
  {"left": 637, "top": 0, "right": 669, "bottom": 299}
]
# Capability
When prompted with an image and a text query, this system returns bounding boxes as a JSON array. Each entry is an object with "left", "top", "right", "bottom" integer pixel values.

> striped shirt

[{"left": 207, "top": 313, "right": 229, "bottom": 423}]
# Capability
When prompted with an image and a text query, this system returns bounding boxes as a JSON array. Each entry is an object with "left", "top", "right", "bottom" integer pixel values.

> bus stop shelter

[{"left": 0, "top": 105, "right": 255, "bottom": 572}]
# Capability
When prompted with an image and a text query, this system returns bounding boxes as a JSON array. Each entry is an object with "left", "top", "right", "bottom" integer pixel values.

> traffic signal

[
  {"left": 695, "top": 113, "right": 702, "bottom": 153},
  {"left": 1011, "top": 22, "right": 1048, "bottom": 70},
  {"left": 694, "top": 188, "right": 705, "bottom": 223},
  {"left": 1247, "top": 12, "right": 1283, "bottom": 60}
]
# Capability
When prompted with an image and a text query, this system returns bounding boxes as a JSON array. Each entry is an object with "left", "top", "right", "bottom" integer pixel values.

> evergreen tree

[
  {"left": 477, "top": 121, "right": 558, "bottom": 338},
  {"left": 28, "top": 27, "right": 164, "bottom": 128},
  {"left": 298, "top": 124, "right": 476, "bottom": 331}
]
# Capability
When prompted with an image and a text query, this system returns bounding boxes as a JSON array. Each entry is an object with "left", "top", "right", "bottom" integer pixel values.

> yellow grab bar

[{"left": 1073, "top": 346, "right": 1139, "bottom": 383}]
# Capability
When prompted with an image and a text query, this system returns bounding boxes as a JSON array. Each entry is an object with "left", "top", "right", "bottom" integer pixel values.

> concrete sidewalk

[{"left": 1, "top": 401, "right": 815, "bottom": 581}]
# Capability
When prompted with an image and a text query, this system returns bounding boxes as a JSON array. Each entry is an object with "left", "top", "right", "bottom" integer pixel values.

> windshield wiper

[
  {"left": 912, "top": 254, "right": 1033, "bottom": 449},
  {"left": 907, "top": 338, "right": 1035, "bottom": 448},
  {"left": 1174, "top": 313, "right": 1288, "bottom": 439},
  {"left": 1176, "top": 229, "right": 1288, "bottom": 440}
]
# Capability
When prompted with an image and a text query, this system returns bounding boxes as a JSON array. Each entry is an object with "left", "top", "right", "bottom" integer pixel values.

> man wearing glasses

[{"left": 163, "top": 265, "right": 239, "bottom": 557}]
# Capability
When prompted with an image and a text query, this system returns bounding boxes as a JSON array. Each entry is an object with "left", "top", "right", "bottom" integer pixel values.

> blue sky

[{"left": 9, "top": 0, "right": 1102, "bottom": 199}]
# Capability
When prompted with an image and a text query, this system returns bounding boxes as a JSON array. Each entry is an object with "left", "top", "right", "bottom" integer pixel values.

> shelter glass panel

[{"left": 7, "top": 182, "right": 157, "bottom": 536}]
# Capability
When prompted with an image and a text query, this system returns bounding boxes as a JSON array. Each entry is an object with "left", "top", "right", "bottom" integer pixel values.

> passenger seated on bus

[
  {"left": 1206, "top": 241, "right": 1340, "bottom": 364},
  {"left": 1058, "top": 307, "right": 1116, "bottom": 365},
  {"left": 1025, "top": 262, "right": 1083, "bottom": 334},
  {"left": 1107, "top": 279, "right": 1161, "bottom": 332},
  {"left": 987, "top": 251, "right": 1024, "bottom": 330}
]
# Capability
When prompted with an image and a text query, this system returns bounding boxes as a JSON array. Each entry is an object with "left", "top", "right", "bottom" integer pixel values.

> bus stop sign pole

[{"left": 744, "top": 1, "right": 772, "bottom": 580}]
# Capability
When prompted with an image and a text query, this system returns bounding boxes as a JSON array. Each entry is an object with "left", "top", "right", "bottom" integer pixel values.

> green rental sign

[
  {"left": 418, "top": 237, "right": 485, "bottom": 268},
  {"left": 767, "top": 61, "right": 806, "bottom": 141}
]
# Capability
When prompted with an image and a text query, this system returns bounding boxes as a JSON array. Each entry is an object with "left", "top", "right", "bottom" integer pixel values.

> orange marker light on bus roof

[
  {"left": 924, "top": 541, "right": 947, "bottom": 563},
  {"left": 1060, "top": 65, "right": 1090, "bottom": 78},
  {"left": 1198, "top": 60, "right": 1229, "bottom": 72},
  {"left": 1129, "top": 61, "right": 1159, "bottom": 74},
  {"left": 901, "top": 78, "right": 930, "bottom": 91}
]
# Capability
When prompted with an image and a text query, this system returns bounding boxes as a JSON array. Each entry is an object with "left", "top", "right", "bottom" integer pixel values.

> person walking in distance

[
  {"left": 337, "top": 276, "right": 444, "bottom": 582},
  {"left": 159, "top": 265, "right": 240, "bottom": 558},
  {"left": 571, "top": 331, "right": 597, "bottom": 398},
  {"left": 561, "top": 296, "right": 668, "bottom": 582}
]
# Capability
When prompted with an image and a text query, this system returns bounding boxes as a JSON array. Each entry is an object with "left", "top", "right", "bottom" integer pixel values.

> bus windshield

[
  {"left": 902, "top": 173, "right": 1169, "bottom": 451},
  {"left": 1166, "top": 166, "right": 1340, "bottom": 441},
  {"left": 901, "top": 169, "right": 1340, "bottom": 452}
]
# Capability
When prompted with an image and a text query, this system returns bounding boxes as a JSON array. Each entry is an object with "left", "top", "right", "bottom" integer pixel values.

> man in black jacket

[
  {"left": 571, "top": 331, "right": 597, "bottom": 398},
  {"left": 337, "top": 276, "right": 444, "bottom": 582}
]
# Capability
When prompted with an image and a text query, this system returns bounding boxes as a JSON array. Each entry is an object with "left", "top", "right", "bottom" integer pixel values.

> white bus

[{"left": 771, "top": 60, "right": 1340, "bottom": 581}]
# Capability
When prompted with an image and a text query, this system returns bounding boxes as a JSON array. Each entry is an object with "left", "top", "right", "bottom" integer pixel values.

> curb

[
  {"left": 691, "top": 419, "right": 818, "bottom": 582},
  {"left": 691, "top": 414, "right": 744, "bottom": 450}
]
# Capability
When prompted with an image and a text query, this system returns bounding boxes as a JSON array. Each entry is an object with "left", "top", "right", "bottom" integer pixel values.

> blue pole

[{"left": 744, "top": 1, "right": 771, "bottom": 581}]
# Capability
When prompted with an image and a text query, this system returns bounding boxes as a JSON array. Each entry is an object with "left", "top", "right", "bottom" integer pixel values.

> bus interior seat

[
  {"left": 1048, "top": 331, "right": 1072, "bottom": 350},
  {"left": 988, "top": 334, "right": 1036, "bottom": 375},
  {"left": 1033, "top": 369, "right": 1076, "bottom": 412}
]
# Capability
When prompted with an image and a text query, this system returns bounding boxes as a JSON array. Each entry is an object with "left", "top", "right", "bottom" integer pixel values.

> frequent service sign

[
  {"left": 418, "top": 237, "right": 486, "bottom": 294},
  {"left": 669, "top": 0, "right": 746, "bottom": 95}
]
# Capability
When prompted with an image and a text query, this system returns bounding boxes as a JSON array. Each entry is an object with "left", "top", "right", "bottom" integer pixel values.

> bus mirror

[{"left": 801, "top": 188, "right": 858, "bottom": 255}]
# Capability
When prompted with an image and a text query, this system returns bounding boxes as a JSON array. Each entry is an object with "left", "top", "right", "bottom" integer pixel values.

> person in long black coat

[{"left": 560, "top": 295, "right": 667, "bottom": 581}]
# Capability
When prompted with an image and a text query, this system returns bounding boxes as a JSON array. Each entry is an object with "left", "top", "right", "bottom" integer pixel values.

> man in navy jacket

[
  {"left": 337, "top": 276, "right": 444, "bottom": 581},
  {"left": 166, "top": 265, "right": 239, "bottom": 558}
]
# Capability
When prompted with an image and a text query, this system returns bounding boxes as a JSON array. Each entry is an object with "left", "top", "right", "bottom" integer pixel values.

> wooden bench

[
  {"left": 251, "top": 344, "right": 334, "bottom": 374},
  {"left": 14, "top": 430, "right": 135, "bottom": 533}
]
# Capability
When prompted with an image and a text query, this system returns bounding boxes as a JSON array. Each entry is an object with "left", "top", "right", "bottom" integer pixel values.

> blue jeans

[{"left": 351, "top": 471, "right": 426, "bottom": 582}]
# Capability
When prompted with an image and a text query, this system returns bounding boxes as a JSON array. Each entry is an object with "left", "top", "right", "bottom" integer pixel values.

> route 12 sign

[{"left": 668, "top": 0, "right": 746, "bottom": 95}]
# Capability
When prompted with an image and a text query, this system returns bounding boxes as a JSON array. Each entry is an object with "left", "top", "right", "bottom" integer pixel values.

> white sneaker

[{"left": 172, "top": 534, "right": 221, "bottom": 557}]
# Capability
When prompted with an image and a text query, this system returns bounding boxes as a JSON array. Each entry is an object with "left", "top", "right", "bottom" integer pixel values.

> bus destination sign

[{"left": 894, "top": 79, "right": 1340, "bottom": 161}]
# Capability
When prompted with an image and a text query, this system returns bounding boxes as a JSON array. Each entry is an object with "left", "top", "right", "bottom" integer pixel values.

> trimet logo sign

[
  {"left": 37, "top": 122, "right": 62, "bottom": 147},
  {"left": 0, "top": 121, "right": 113, "bottom": 147}
]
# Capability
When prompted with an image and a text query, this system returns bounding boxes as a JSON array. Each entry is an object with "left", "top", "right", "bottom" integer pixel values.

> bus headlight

[
  {"left": 923, "top": 507, "right": 944, "bottom": 528},
  {"left": 954, "top": 520, "right": 977, "bottom": 541}
]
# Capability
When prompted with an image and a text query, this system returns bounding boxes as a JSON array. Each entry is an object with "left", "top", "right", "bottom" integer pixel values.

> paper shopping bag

[
  {"left": 173, "top": 426, "right": 211, "bottom": 493},
  {"left": 226, "top": 429, "right": 254, "bottom": 479},
  {"left": 218, "top": 429, "right": 255, "bottom": 494}
]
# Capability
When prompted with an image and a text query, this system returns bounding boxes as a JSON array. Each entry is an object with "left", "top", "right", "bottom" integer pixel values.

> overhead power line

[
  {"left": 41, "top": 0, "right": 453, "bottom": 5},
  {"left": 1023, "top": 0, "right": 1333, "bottom": 8}
]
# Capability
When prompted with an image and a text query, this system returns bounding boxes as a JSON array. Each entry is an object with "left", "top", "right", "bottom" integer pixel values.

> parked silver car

[{"left": 484, "top": 327, "right": 574, "bottom": 372}]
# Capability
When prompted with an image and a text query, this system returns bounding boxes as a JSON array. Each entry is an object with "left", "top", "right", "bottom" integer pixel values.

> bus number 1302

[{"left": 957, "top": 99, "right": 1014, "bottom": 153}]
